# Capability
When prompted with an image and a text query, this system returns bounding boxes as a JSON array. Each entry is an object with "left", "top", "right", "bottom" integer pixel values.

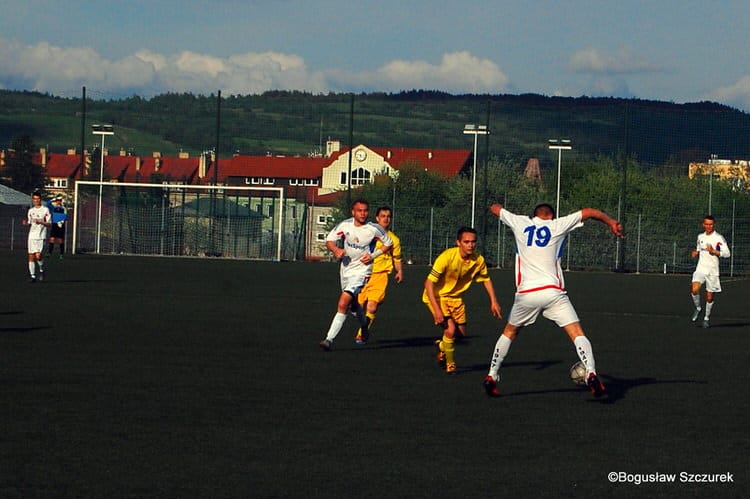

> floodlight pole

[
  {"left": 548, "top": 139, "right": 572, "bottom": 216},
  {"left": 92, "top": 124, "right": 114, "bottom": 253},
  {"left": 464, "top": 124, "right": 489, "bottom": 228},
  {"left": 709, "top": 154, "right": 717, "bottom": 215}
]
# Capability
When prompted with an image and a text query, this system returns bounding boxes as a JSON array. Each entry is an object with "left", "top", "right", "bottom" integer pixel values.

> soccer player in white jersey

[
  {"left": 319, "top": 198, "right": 393, "bottom": 351},
  {"left": 23, "top": 192, "right": 52, "bottom": 283},
  {"left": 690, "top": 215, "right": 730, "bottom": 328},
  {"left": 483, "top": 202, "right": 623, "bottom": 398}
]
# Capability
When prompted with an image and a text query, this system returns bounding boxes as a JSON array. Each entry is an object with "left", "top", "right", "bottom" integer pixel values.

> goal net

[{"left": 72, "top": 181, "right": 285, "bottom": 260}]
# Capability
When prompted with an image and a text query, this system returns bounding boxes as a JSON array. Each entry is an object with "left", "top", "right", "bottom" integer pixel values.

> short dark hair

[
  {"left": 375, "top": 206, "right": 392, "bottom": 216},
  {"left": 350, "top": 198, "right": 369, "bottom": 209},
  {"left": 703, "top": 214, "right": 716, "bottom": 222},
  {"left": 533, "top": 203, "right": 555, "bottom": 218},
  {"left": 32, "top": 191, "right": 42, "bottom": 199},
  {"left": 456, "top": 226, "right": 477, "bottom": 240}
]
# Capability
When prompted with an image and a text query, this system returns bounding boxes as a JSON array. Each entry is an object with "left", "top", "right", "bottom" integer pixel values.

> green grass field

[{"left": 1, "top": 251, "right": 747, "bottom": 498}]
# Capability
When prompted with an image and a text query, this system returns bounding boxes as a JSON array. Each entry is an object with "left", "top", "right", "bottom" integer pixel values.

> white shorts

[
  {"left": 508, "top": 288, "right": 580, "bottom": 328},
  {"left": 692, "top": 270, "right": 722, "bottom": 293},
  {"left": 28, "top": 238, "right": 45, "bottom": 254},
  {"left": 340, "top": 271, "right": 370, "bottom": 296}
]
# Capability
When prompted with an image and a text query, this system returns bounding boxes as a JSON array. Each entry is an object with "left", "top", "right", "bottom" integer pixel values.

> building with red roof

[{"left": 10, "top": 141, "right": 471, "bottom": 260}]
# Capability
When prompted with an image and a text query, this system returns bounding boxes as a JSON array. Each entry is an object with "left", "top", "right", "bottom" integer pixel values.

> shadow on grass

[
  {"left": 0, "top": 326, "right": 51, "bottom": 334},
  {"left": 491, "top": 375, "right": 707, "bottom": 405},
  {"left": 594, "top": 374, "right": 707, "bottom": 405},
  {"left": 370, "top": 335, "right": 446, "bottom": 349},
  {"left": 705, "top": 322, "right": 750, "bottom": 328},
  {"left": 455, "top": 366, "right": 707, "bottom": 406},
  {"left": 463, "top": 360, "right": 561, "bottom": 374},
  {"left": 49, "top": 279, "right": 124, "bottom": 284}
]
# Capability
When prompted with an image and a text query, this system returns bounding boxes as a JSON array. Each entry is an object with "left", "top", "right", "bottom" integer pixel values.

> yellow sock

[
  {"left": 356, "top": 312, "right": 376, "bottom": 338},
  {"left": 443, "top": 334, "right": 455, "bottom": 365}
]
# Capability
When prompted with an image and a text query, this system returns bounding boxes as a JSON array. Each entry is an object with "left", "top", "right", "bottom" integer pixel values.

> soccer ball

[{"left": 569, "top": 361, "right": 587, "bottom": 387}]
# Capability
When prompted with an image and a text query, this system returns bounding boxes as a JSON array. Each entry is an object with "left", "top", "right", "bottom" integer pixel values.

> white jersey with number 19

[{"left": 500, "top": 209, "right": 584, "bottom": 293}]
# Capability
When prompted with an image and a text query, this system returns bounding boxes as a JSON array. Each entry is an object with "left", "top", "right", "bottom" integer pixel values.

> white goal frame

[{"left": 72, "top": 181, "right": 285, "bottom": 261}]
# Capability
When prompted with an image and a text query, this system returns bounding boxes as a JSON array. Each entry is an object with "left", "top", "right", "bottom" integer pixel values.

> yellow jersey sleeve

[{"left": 371, "top": 230, "right": 401, "bottom": 274}]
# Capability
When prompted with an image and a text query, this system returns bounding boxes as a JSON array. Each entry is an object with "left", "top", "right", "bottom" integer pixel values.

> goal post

[{"left": 72, "top": 181, "right": 285, "bottom": 261}]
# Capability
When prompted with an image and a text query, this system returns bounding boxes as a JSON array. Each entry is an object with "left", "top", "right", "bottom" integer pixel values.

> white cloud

[
  {"left": 326, "top": 51, "right": 510, "bottom": 94},
  {"left": 704, "top": 75, "right": 750, "bottom": 111},
  {"left": 0, "top": 39, "right": 508, "bottom": 98},
  {"left": 568, "top": 47, "right": 662, "bottom": 75},
  {"left": 0, "top": 38, "right": 327, "bottom": 96},
  {"left": 0, "top": 39, "right": 158, "bottom": 94}
]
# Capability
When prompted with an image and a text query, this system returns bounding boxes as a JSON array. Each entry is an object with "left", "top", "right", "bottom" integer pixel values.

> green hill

[{"left": 2, "top": 89, "right": 749, "bottom": 168}]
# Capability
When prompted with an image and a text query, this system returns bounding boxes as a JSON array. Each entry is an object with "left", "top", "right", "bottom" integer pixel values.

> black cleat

[{"left": 319, "top": 339, "right": 333, "bottom": 351}]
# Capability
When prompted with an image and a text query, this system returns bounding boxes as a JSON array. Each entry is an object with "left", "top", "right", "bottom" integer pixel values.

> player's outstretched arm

[
  {"left": 581, "top": 208, "right": 623, "bottom": 238},
  {"left": 489, "top": 203, "right": 504, "bottom": 218}
]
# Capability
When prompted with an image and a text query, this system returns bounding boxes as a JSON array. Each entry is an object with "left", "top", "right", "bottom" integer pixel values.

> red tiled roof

[
  {"left": 368, "top": 147, "right": 472, "bottom": 177},
  {"left": 102, "top": 155, "right": 136, "bottom": 180},
  {"left": 206, "top": 155, "right": 330, "bottom": 184},
  {"left": 122, "top": 156, "right": 199, "bottom": 183},
  {"left": 38, "top": 152, "right": 83, "bottom": 178},
  {"left": 32, "top": 146, "right": 470, "bottom": 205}
]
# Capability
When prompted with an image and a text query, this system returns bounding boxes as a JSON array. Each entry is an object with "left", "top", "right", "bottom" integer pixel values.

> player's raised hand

[{"left": 610, "top": 220, "right": 624, "bottom": 238}]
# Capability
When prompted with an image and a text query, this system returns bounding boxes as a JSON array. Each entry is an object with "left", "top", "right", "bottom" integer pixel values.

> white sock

[
  {"left": 38, "top": 259, "right": 44, "bottom": 272},
  {"left": 28, "top": 261, "right": 36, "bottom": 277},
  {"left": 488, "top": 335, "right": 512, "bottom": 380},
  {"left": 705, "top": 302, "right": 714, "bottom": 320},
  {"left": 574, "top": 336, "right": 596, "bottom": 375},
  {"left": 691, "top": 294, "right": 701, "bottom": 309},
  {"left": 325, "top": 312, "right": 348, "bottom": 342}
]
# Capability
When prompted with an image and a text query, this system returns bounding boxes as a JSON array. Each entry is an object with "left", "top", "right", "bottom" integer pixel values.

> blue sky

[{"left": 2, "top": 0, "right": 749, "bottom": 111}]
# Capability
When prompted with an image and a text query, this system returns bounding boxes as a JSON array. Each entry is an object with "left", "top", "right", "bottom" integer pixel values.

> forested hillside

[{"left": 2, "top": 89, "right": 750, "bottom": 170}]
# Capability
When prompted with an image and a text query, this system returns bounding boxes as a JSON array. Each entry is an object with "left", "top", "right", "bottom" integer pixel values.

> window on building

[
  {"left": 290, "top": 205, "right": 297, "bottom": 219},
  {"left": 316, "top": 232, "right": 326, "bottom": 241},
  {"left": 351, "top": 167, "right": 371, "bottom": 185},
  {"left": 340, "top": 172, "right": 347, "bottom": 185}
]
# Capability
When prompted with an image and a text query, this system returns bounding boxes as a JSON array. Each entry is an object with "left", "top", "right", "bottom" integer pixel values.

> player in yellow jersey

[
  {"left": 355, "top": 206, "right": 403, "bottom": 344},
  {"left": 423, "top": 226, "right": 502, "bottom": 374}
]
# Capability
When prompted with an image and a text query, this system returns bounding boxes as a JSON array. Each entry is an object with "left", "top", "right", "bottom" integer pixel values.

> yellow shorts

[
  {"left": 423, "top": 296, "right": 466, "bottom": 325},
  {"left": 358, "top": 272, "right": 389, "bottom": 305}
]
